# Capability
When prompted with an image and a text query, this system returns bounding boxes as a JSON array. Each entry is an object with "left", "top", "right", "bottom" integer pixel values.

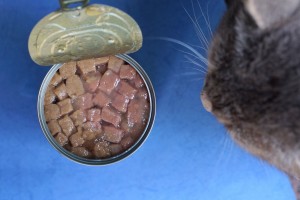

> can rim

[{"left": 37, "top": 54, "right": 156, "bottom": 165}]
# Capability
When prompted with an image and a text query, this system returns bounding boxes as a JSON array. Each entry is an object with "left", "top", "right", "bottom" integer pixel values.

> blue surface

[{"left": 0, "top": 0, "right": 294, "bottom": 199}]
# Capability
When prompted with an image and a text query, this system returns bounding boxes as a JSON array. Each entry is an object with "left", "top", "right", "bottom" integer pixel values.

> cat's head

[{"left": 201, "top": 0, "right": 300, "bottom": 178}]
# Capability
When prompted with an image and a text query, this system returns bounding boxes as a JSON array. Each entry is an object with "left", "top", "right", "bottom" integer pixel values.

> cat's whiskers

[
  {"left": 183, "top": 65, "right": 206, "bottom": 73},
  {"left": 175, "top": 62, "right": 206, "bottom": 80},
  {"left": 225, "top": 134, "right": 234, "bottom": 167},
  {"left": 258, "top": 158, "right": 272, "bottom": 178},
  {"left": 182, "top": 65, "right": 206, "bottom": 74},
  {"left": 210, "top": 132, "right": 231, "bottom": 181},
  {"left": 217, "top": 132, "right": 229, "bottom": 166},
  {"left": 173, "top": 47, "right": 208, "bottom": 71},
  {"left": 184, "top": 55, "right": 208, "bottom": 71},
  {"left": 197, "top": 0, "right": 213, "bottom": 37},
  {"left": 186, "top": 0, "right": 214, "bottom": 49},
  {"left": 146, "top": 2, "right": 212, "bottom": 76},
  {"left": 180, "top": 48, "right": 208, "bottom": 65},
  {"left": 187, "top": 44, "right": 208, "bottom": 49},
  {"left": 177, "top": 44, "right": 208, "bottom": 53},
  {"left": 191, "top": 0, "right": 209, "bottom": 49},
  {"left": 174, "top": 71, "right": 205, "bottom": 82},
  {"left": 181, "top": 0, "right": 217, "bottom": 74},
  {"left": 148, "top": 37, "right": 207, "bottom": 69},
  {"left": 183, "top": 4, "right": 209, "bottom": 49}
]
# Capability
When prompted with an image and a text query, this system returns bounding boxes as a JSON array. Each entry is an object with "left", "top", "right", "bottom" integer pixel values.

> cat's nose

[{"left": 201, "top": 92, "right": 212, "bottom": 112}]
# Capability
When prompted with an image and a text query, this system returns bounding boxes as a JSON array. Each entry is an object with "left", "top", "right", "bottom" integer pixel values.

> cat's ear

[{"left": 244, "top": 0, "right": 300, "bottom": 29}]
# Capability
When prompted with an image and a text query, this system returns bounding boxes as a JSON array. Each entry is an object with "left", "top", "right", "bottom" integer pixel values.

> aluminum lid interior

[{"left": 28, "top": 3, "right": 143, "bottom": 66}]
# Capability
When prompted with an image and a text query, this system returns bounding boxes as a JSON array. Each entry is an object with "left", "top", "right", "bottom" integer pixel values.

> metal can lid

[{"left": 28, "top": 4, "right": 143, "bottom": 66}]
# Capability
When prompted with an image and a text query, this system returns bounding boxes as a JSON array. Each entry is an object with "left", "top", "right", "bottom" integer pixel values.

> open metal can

[
  {"left": 37, "top": 54, "right": 156, "bottom": 165},
  {"left": 30, "top": 2, "right": 155, "bottom": 165}
]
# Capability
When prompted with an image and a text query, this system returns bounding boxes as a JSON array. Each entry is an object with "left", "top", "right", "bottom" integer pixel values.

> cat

[{"left": 201, "top": 0, "right": 300, "bottom": 199}]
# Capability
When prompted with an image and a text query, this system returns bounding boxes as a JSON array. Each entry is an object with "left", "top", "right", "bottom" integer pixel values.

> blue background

[{"left": 0, "top": 0, "right": 294, "bottom": 199}]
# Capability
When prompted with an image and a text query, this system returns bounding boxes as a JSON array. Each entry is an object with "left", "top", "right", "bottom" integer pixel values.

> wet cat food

[{"left": 44, "top": 56, "right": 150, "bottom": 159}]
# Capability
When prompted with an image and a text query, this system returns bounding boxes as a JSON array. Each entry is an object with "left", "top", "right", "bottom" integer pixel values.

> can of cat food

[
  {"left": 37, "top": 54, "right": 156, "bottom": 165},
  {"left": 29, "top": 2, "right": 156, "bottom": 165}
]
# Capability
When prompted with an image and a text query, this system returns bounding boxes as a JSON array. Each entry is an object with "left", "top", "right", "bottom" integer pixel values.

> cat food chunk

[
  {"left": 70, "top": 110, "right": 87, "bottom": 126},
  {"left": 95, "top": 57, "right": 109, "bottom": 74},
  {"left": 77, "top": 59, "right": 96, "bottom": 74},
  {"left": 103, "top": 126, "right": 124, "bottom": 143},
  {"left": 127, "top": 102, "right": 141, "bottom": 124},
  {"left": 118, "top": 81, "right": 137, "bottom": 99},
  {"left": 59, "top": 61, "right": 76, "bottom": 79},
  {"left": 133, "top": 74, "right": 144, "bottom": 88},
  {"left": 99, "top": 70, "right": 120, "bottom": 94},
  {"left": 120, "top": 65, "right": 136, "bottom": 80},
  {"left": 94, "top": 141, "right": 111, "bottom": 158},
  {"left": 45, "top": 55, "right": 151, "bottom": 159},
  {"left": 109, "top": 144, "right": 123, "bottom": 156},
  {"left": 45, "top": 104, "right": 61, "bottom": 121},
  {"left": 70, "top": 133, "right": 85, "bottom": 147},
  {"left": 131, "top": 123, "right": 147, "bottom": 140},
  {"left": 82, "top": 130, "right": 97, "bottom": 140},
  {"left": 93, "top": 91, "right": 110, "bottom": 107},
  {"left": 111, "top": 92, "right": 129, "bottom": 113},
  {"left": 55, "top": 132, "right": 68, "bottom": 146},
  {"left": 127, "top": 99, "right": 147, "bottom": 124},
  {"left": 108, "top": 56, "right": 123, "bottom": 73},
  {"left": 95, "top": 56, "right": 109, "bottom": 74},
  {"left": 58, "top": 115, "right": 76, "bottom": 137},
  {"left": 87, "top": 108, "right": 101, "bottom": 122},
  {"left": 53, "top": 83, "right": 68, "bottom": 101},
  {"left": 120, "top": 136, "right": 134, "bottom": 150},
  {"left": 120, "top": 118, "right": 133, "bottom": 134},
  {"left": 82, "top": 121, "right": 102, "bottom": 133},
  {"left": 44, "top": 86, "right": 56, "bottom": 105},
  {"left": 71, "top": 147, "right": 91, "bottom": 158},
  {"left": 76, "top": 126, "right": 83, "bottom": 134},
  {"left": 101, "top": 107, "right": 121, "bottom": 127},
  {"left": 137, "top": 88, "right": 148, "bottom": 100},
  {"left": 95, "top": 56, "right": 109, "bottom": 66},
  {"left": 83, "top": 72, "right": 101, "bottom": 93},
  {"left": 66, "top": 75, "right": 85, "bottom": 98},
  {"left": 50, "top": 73, "right": 62, "bottom": 86},
  {"left": 47, "top": 120, "right": 61, "bottom": 136},
  {"left": 73, "top": 93, "right": 93, "bottom": 110},
  {"left": 57, "top": 98, "right": 73, "bottom": 115}
]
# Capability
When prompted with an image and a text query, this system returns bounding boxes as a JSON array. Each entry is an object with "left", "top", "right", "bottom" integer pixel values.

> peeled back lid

[{"left": 28, "top": 4, "right": 143, "bottom": 66}]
